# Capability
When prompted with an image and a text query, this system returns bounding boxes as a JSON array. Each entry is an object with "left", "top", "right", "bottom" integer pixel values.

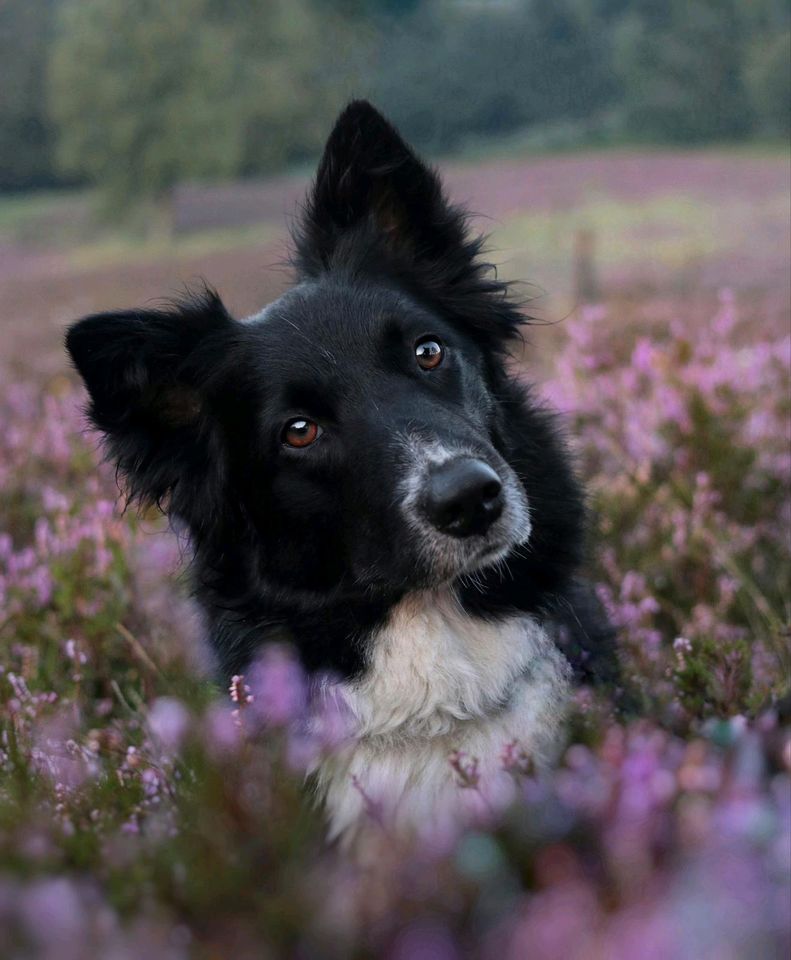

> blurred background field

[
  {"left": 3, "top": 147, "right": 789, "bottom": 379},
  {"left": 1, "top": 0, "right": 790, "bottom": 377},
  {"left": 0, "top": 1, "right": 790, "bottom": 958}
]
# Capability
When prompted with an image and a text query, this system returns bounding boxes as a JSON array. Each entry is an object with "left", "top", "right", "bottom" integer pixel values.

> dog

[{"left": 66, "top": 101, "right": 618, "bottom": 841}]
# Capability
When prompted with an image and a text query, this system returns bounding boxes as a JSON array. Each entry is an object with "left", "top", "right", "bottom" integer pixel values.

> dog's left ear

[
  {"left": 295, "top": 101, "right": 522, "bottom": 346},
  {"left": 296, "top": 100, "right": 465, "bottom": 271}
]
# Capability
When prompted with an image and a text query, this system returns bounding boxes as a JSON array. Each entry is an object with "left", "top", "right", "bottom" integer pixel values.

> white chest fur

[{"left": 315, "top": 590, "right": 571, "bottom": 843}]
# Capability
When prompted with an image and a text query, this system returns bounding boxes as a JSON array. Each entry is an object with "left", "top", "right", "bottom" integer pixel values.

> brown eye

[
  {"left": 415, "top": 336, "right": 444, "bottom": 370},
  {"left": 282, "top": 418, "right": 321, "bottom": 448}
]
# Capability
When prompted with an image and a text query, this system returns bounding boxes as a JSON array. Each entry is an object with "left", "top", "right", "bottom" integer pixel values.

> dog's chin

[{"left": 420, "top": 529, "right": 528, "bottom": 590}]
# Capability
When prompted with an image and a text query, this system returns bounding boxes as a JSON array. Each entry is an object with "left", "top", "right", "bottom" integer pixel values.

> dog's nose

[{"left": 424, "top": 458, "right": 503, "bottom": 537}]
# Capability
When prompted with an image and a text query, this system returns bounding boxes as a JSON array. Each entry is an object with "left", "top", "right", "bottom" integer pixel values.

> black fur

[{"left": 66, "top": 100, "right": 618, "bottom": 691}]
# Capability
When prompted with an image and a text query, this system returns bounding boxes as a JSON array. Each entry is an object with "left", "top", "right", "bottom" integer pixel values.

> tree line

[{"left": 1, "top": 0, "right": 788, "bottom": 201}]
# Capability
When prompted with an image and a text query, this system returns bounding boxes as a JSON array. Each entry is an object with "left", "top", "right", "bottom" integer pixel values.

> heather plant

[
  {"left": 542, "top": 290, "right": 790, "bottom": 723},
  {"left": 0, "top": 290, "right": 788, "bottom": 958}
]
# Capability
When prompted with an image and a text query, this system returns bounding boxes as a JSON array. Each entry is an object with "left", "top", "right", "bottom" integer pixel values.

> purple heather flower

[
  {"left": 389, "top": 921, "right": 461, "bottom": 960},
  {"left": 147, "top": 697, "right": 191, "bottom": 753},
  {"left": 247, "top": 644, "right": 307, "bottom": 726}
]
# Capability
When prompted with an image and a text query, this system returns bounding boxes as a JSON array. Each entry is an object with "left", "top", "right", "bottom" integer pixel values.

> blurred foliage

[
  {"left": 367, "top": 1, "right": 616, "bottom": 150},
  {"left": 0, "top": 0, "right": 61, "bottom": 191},
  {"left": 743, "top": 28, "right": 791, "bottom": 137},
  {"left": 47, "top": 0, "right": 364, "bottom": 207},
  {"left": 0, "top": 0, "right": 789, "bottom": 198},
  {"left": 612, "top": 0, "right": 751, "bottom": 142}
]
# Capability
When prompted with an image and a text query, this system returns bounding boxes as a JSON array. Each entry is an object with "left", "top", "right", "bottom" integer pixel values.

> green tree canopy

[
  {"left": 17, "top": 0, "right": 789, "bottom": 206},
  {"left": 0, "top": 0, "right": 61, "bottom": 190},
  {"left": 613, "top": 0, "right": 752, "bottom": 142},
  {"left": 48, "top": 0, "right": 360, "bottom": 204}
]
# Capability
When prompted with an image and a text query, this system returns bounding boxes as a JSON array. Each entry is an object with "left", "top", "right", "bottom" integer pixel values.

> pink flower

[
  {"left": 449, "top": 750, "right": 480, "bottom": 788},
  {"left": 147, "top": 697, "right": 191, "bottom": 753},
  {"left": 248, "top": 645, "right": 307, "bottom": 726},
  {"left": 389, "top": 921, "right": 461, "bottom": 960}
]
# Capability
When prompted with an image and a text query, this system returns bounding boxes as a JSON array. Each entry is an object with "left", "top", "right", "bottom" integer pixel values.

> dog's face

[
  {"left": 230, "top": 279, "right": 530, "bottom": 598},
  {"left": 67, "top": 102, "right": 571, "bottom": 614}
]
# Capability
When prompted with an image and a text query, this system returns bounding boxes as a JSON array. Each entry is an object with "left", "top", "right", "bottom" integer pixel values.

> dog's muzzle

[
  {"left": 421, "top": 458, "right": 504, "bottom": 538},
  {"left": 396, "top": 435, "right": 531, "bottom": 585}
]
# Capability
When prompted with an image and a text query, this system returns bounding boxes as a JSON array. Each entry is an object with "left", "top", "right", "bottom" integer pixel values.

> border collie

[{"left": 66, "top": 101, "right": 618, "bottom": 841}]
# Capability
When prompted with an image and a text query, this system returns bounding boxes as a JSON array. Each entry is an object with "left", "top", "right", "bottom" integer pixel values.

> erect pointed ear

[
  {"left": 65, "top": 288, "right": 239, "bottom": 523},
  {"left": 294, "top": 101, "right": 524, "bottom": 348},
  {"left": 294, "top": 99, "right": 469, "bottom": 274}
]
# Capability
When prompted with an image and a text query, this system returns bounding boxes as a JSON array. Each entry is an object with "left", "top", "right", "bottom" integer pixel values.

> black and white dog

[{"left": 66, "top": 101, "right": 618, "bottom": 839}]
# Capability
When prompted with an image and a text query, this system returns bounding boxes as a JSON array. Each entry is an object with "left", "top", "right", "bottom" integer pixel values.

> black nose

[{"left": 423, "top": 458, "right": 503, "bottom": 537}]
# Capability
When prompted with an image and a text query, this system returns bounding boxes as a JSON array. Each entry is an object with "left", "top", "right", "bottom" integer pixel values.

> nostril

[
  {"left": 481, "top": 479, "right": 502, "bottom": 504},
  {"left": 442, "top": 503, "right": 464, "bottom": 527},
  {"left": 423, "top": 458, "right": 504, "bottom": 538}
]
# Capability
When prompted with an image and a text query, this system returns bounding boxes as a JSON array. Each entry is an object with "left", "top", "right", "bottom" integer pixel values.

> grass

[
  {"left": 2, "top": 139, "right": 786, "bottom": 259},
  {"left": 66, "top": 221, "right": 282, "bottom": 271},
  {"left": 495, "top": 192, "right": 788, "bottom": 284},
  {"left": 0, "top": 187, "right": 281, "bottom": 267}
]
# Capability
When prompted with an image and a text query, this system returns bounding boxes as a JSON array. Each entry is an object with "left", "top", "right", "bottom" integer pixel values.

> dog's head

[{"left": 67, "top": 102, "right": 581, "bottom": 609}]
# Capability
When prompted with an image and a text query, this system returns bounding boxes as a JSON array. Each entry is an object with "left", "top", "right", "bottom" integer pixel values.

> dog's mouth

[
  {"left": 426, "top": 516, "right": 530, "bottom": 587},
  {"left": 471, "top": 538, "right": 519, "bottom": 569}
]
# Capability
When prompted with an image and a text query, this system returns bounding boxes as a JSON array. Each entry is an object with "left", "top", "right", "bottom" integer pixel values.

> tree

[
  {"left": 742, "top": 1, "right": 791, "bottom": 139},
  {"left": 47, "top": 0, "right": 359, "bottom": 206},
  {"left": 367, "top": 0, "right": 614, "bottom": 152},
  {"left": 612, "top": 0, "right": 752, "bottom": 142},
  {"left": 0, "top": 0, "right": 62, "bottom": 190},
  {"left": 744, "top": 29, "right": 791, "bottom": 136}
]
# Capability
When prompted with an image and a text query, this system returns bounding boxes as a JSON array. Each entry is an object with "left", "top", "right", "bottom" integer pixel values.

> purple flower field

[{"left": 1, "top": 284, "right": 789, "bottom": 957}]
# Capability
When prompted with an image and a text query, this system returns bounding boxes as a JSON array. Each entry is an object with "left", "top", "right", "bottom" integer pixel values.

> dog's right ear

[{"left": 65, "top": 288, "right": 239, "bottom": 522}]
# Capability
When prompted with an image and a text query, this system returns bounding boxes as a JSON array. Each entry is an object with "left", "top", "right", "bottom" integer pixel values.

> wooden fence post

[{"left": 574, "top": 227, "right": 599, "bottom": 303}]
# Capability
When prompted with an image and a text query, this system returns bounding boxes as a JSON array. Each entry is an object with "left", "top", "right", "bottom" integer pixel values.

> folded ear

[
  {"left": 65, "top": 289, "right": 239, "bottom": 524},
  {"left": 294, "top": 100, "right": 523, "bottom": 347}
]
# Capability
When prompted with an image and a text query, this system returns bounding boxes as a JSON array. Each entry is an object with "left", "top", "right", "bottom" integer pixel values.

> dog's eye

[
  {"left": 282, "top": 418, "right": 322, "bottom": 448},
  {"left": 415, "top": 336, "right": 444, "bottom": 370}
]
